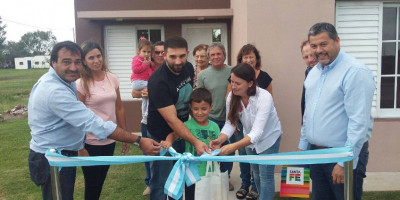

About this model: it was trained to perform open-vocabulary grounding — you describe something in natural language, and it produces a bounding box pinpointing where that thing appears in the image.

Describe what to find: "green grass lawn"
[0,68,49,112]
[0,69,399,199]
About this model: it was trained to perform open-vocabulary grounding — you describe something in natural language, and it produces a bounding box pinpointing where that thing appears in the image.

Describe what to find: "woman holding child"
[211,63,282,200]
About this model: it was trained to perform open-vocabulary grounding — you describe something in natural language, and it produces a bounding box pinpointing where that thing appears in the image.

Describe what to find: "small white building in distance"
[14,56,51,69]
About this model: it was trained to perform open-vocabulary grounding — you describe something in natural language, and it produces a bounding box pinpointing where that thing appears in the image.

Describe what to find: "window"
[381,4,400,112]
[35,61,39,65]
[336,1,400,117]
[137,29,162,44]
[19,62,23,65]
[212,29,221,42]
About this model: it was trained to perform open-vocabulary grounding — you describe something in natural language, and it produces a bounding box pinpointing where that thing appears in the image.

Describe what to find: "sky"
[0,0,75,42]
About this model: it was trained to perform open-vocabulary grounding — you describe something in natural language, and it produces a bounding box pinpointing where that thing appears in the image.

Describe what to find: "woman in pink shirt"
[77,41,129,200]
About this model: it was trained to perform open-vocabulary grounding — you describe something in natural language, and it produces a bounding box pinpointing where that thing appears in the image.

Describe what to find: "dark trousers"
[28,149,77,200]
[185,184,195,200]
[82,142,116,200]
[148,131,183,200]
[141,123,151,186]
[310,142,369,200]
[208,118,234,176]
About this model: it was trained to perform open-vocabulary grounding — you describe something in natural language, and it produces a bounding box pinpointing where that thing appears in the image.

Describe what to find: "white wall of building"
[14,56,50,69]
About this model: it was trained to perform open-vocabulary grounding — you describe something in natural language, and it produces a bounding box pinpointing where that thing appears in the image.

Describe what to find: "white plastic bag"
[194,161,228,200]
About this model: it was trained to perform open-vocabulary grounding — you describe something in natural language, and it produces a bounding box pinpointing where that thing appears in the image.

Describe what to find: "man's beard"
[166,61,185,74]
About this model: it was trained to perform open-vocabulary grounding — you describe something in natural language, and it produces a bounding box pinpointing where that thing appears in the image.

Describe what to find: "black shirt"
[147,62,194,140]
[256,70,273,89]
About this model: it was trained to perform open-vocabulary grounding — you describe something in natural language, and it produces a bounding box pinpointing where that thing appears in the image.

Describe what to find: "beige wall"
[231,0,400,172]
[231,0,335,153]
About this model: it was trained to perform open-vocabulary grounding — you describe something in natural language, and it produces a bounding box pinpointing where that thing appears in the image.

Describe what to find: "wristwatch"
[134,136,142,146]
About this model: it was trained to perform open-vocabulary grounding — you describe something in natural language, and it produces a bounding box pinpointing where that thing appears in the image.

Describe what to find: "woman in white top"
[210,63,282,200]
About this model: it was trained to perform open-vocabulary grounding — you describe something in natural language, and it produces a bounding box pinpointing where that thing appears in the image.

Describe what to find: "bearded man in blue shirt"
[298,23,375,200]
[28,41,160,200]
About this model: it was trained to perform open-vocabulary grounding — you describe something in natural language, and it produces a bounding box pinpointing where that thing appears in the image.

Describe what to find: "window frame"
[377,3,400,118]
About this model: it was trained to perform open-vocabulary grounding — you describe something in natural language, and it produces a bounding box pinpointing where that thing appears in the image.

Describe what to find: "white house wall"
[335,1,380,116]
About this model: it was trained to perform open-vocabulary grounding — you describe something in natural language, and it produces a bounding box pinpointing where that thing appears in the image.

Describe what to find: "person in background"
[211,63,282,200]
[235,44,273,94]
[300,40,317,119]
[299,22,375,200]
[131,39,153,126]
[192,44,209,88]
[132,40,165,196]
[196,42,235,191]
[76,41,128,200]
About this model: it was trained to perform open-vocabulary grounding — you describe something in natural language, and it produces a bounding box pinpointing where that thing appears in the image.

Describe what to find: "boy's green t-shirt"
[184,118,220,176]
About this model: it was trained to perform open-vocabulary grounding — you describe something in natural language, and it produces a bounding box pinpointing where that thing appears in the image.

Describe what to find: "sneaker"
[229,181,234,191]
[142,186,150,196]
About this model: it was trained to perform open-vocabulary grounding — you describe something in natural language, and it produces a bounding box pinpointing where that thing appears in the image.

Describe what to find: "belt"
[311,141,368,150]
[61,150,78,157]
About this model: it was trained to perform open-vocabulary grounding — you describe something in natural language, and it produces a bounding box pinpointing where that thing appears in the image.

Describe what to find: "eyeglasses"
[154,51,164,55]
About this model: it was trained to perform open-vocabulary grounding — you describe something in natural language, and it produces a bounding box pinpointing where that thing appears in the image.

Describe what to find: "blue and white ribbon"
[45,147,353,199]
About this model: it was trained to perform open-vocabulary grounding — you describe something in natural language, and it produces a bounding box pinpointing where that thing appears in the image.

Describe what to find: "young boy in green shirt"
[161,88,220,200]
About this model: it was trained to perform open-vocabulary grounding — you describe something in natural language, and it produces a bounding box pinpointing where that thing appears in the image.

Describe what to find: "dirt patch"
[0,75,26,81]
[0,105,28,122]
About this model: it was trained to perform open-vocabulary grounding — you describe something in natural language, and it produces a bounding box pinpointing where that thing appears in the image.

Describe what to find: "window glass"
[19,62,23,65]
[212,29,221,42]
[383,7,397,40]
[382,42,396,74]
[397,77,400,108]
[150,30,161,44]
[381,77,395,108]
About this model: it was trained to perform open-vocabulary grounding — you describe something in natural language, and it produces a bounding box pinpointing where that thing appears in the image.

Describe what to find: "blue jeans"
[209,118,234,177]
[141,123,151,186]
[28,149,77,200]
[245,136,281,200]
[234,123,256,190]
[310,142,369,200]
[147,131,183,200]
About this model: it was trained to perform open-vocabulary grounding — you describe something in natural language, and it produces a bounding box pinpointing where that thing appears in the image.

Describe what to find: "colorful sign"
[280,165,310,198]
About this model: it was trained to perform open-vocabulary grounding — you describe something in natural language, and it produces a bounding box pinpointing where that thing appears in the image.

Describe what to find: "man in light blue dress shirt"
[28,41,160,200]
[298,23,375,200]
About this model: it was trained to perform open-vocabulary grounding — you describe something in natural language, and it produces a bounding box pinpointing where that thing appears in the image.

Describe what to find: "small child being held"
[161,88,220,200]
[131,39,153,124]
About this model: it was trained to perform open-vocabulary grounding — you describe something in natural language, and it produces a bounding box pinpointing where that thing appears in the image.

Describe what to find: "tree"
[19,30,57,56]
[0,16,7,66]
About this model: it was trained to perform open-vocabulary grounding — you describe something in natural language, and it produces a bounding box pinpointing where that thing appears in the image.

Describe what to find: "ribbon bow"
[162,147,202,199]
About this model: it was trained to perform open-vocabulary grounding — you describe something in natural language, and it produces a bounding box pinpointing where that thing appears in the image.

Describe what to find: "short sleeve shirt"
[147,62,194,140]
[184,118,220,176]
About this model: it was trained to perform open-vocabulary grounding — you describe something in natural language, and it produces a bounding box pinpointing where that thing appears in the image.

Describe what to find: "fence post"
[50,149,62,200]
[344,160,353,200]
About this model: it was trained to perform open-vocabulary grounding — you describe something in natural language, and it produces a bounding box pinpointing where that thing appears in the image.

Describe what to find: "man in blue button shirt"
[28,41,160,200]
[298,23,375,200]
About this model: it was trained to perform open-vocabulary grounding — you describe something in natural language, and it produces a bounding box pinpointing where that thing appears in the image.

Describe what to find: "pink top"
[76,72,120,145]
[130,55,154,82]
